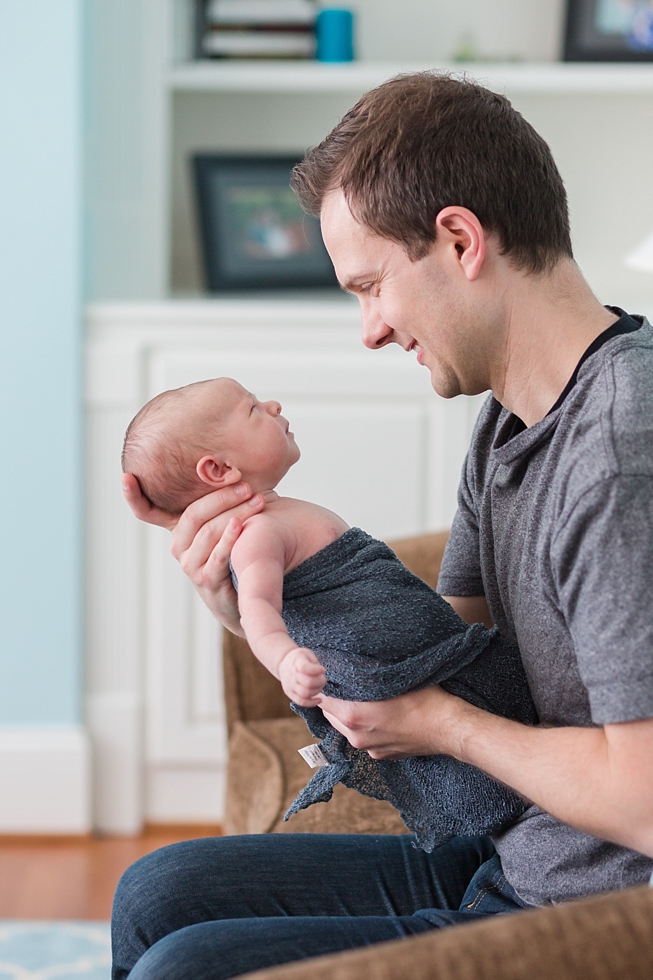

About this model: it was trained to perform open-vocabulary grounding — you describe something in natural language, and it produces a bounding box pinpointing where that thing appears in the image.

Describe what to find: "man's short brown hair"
[291,72,573,274]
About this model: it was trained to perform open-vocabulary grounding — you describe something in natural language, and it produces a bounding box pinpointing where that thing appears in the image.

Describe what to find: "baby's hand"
[279,647,326,707]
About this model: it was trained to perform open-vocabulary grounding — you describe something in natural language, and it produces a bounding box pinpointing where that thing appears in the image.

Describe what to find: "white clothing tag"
[298,743,328,768]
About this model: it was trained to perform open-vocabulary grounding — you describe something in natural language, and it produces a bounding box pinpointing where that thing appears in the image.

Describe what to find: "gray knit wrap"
[233,527,537,850]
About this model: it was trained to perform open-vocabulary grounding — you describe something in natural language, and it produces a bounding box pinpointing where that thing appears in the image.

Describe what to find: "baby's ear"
[196,455,242,488]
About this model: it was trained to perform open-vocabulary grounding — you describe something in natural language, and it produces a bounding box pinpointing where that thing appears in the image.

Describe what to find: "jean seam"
[465,873,507,911]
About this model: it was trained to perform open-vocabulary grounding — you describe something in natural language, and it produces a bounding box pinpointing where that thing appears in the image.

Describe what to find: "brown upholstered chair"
[222,531,449,837]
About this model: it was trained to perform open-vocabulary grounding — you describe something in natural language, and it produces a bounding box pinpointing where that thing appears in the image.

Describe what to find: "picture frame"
[564,0,653,61]
[193,154,338,292]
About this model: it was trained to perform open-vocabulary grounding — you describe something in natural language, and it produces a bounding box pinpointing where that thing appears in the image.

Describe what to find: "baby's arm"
[231,517,326,705]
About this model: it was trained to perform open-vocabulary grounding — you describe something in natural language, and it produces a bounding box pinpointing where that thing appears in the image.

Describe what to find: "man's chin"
[429,369,463,400]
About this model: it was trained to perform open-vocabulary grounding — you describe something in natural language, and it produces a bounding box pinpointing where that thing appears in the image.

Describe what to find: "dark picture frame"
[193,154,338,292]
[564,0,653,61]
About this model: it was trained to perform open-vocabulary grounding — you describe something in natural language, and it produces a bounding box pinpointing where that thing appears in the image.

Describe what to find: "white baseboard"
[0,726,91,834]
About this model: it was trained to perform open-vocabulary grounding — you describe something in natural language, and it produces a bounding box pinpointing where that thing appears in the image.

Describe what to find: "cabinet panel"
[277,400,425,540]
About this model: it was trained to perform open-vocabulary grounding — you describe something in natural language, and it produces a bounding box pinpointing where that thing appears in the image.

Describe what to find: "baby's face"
[209,379,301,489]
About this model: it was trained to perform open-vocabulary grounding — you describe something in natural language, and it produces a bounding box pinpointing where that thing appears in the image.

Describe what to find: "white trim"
[86,694,143,836]
[168,60,653,95]
[0,726,91,834]
[146,766,226,823]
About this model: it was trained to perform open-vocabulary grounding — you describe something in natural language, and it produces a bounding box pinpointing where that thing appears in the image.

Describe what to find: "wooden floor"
[0,825,223,920]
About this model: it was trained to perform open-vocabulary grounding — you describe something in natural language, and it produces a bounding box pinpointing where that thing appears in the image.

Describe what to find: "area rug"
[0,922,110,979]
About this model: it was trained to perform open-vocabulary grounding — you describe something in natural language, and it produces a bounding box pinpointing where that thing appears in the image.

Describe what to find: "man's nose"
[360,303,393,350]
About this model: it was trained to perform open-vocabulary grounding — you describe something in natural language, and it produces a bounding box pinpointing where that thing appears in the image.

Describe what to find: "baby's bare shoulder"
[270,497,349,570]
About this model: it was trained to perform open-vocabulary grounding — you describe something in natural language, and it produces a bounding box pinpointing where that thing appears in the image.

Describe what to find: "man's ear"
[196,455,242,488]
[435,206,485,282]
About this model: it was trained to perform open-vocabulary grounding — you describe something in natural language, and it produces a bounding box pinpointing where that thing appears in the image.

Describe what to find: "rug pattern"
[0,922,110,980]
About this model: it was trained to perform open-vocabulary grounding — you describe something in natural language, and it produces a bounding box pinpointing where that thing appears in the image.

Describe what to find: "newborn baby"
[122,377,537,849]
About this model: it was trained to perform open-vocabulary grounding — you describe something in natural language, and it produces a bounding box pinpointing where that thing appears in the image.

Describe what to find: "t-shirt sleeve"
[551,474,653,724]
[437,451,486,597]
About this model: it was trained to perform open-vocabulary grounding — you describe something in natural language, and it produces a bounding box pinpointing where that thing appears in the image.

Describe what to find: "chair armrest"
[236,884,653,980]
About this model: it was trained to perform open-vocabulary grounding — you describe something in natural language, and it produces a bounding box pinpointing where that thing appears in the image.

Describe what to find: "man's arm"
[443,595,493,628]
[122,474,265,636]
[319,688,653,857]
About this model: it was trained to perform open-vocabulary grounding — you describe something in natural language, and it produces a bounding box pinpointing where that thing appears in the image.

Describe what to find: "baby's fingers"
[290,675,325,706]
[292,692,324,708]
[294,647,323,670]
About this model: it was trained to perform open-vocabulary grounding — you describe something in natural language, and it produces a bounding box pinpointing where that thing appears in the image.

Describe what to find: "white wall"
[353,0,565,63]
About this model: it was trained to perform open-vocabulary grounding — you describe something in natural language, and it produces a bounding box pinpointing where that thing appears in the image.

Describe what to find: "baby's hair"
[122,379,228,515]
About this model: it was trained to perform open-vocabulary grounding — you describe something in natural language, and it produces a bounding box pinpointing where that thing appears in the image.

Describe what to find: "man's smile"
[410,341,426,365]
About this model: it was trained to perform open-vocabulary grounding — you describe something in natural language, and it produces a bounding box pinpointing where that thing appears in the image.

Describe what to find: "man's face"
[320,190,492,399]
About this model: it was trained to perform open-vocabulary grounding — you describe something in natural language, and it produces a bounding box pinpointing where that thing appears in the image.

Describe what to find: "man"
[115,73,653,980]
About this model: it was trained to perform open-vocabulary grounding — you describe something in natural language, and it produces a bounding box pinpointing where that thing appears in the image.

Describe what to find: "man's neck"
[490,260,619,427]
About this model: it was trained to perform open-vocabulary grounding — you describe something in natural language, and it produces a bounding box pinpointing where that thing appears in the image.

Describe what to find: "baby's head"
[122,377,300,515]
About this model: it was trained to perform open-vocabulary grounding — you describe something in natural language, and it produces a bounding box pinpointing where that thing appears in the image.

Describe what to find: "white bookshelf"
[167,57,653,301]
[85,2,653,302]
[169,59,653,95]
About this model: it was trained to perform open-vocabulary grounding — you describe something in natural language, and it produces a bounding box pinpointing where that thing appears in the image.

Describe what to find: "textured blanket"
[238,528,538,851]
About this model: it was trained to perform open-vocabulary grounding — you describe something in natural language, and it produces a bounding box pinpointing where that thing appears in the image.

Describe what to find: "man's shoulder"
[574,320,653,477]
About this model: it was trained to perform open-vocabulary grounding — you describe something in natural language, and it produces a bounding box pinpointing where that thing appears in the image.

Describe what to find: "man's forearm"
[323,686,653,858]
[441,696,653,857]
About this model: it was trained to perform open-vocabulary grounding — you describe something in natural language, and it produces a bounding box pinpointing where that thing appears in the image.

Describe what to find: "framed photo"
[193,154,338,292]
[564,0,653,61]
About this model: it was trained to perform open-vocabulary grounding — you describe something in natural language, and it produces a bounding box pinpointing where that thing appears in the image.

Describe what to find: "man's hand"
[318,685,458,759]
[122,473,180,531]
[321,676,653,857]
[122,473,265,633]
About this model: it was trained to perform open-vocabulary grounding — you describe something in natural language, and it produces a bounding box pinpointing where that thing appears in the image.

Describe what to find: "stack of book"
[198,0,317,59]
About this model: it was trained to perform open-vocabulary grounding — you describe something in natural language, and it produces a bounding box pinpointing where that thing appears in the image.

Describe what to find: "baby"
[122,376,350,706]
[122,377,537,850]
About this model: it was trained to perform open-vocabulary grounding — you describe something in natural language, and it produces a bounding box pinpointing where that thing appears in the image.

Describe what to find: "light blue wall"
[0,2,82,723]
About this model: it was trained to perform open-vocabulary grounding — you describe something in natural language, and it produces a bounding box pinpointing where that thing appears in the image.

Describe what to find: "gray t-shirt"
[437,311,653,907]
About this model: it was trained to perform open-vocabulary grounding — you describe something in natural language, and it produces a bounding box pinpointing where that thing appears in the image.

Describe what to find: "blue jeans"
[112,833,529,980]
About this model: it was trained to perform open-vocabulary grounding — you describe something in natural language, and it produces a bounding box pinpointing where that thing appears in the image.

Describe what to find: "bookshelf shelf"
[169,59,653,95]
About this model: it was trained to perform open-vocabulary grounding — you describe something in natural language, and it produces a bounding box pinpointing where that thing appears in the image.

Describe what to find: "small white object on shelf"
[206,0,316,25]
[202,31,316,57]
